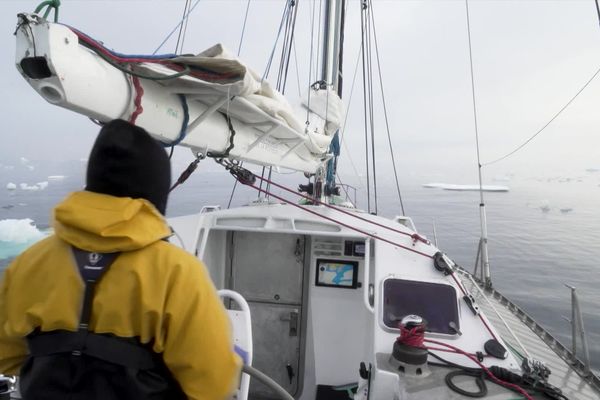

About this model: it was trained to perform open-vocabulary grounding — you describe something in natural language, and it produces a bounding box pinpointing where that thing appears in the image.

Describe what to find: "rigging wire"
[174,0,191,54]
[368,1,406,215]
[366,0,378,215]
[482,0,600,167]
[338,46,366,190]
[237,0,252,57]
[596,0,600,30]
[464,0,485,203]
[262,1,293,80]
[305,0,323,124]
[482,65,600,166]
[227,0,253,208]
[168,0,192,159]
[360,0,372,213]
[153,0,202,55]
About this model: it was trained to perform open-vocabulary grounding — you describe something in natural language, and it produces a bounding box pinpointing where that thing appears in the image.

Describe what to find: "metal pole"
[479,201,491,288]
[565,284,591,375]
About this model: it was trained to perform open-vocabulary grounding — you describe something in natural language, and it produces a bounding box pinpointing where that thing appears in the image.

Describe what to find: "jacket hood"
[53,191,171,252]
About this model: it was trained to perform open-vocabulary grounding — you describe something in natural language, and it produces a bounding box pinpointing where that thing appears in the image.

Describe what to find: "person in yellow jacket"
[0,120,240,399]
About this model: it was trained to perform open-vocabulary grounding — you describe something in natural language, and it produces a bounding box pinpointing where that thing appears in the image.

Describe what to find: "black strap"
[72,247,120,329]
[26,247,159,370]
[27,330,156,369]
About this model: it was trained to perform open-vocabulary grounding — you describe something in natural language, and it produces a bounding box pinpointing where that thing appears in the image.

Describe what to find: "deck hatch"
[383,278,459,335]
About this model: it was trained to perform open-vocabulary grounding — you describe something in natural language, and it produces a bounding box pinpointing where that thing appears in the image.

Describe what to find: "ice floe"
[422,183,509,192]
[6,183,16,190]
[48,175,66,180]
[0,218,45,244]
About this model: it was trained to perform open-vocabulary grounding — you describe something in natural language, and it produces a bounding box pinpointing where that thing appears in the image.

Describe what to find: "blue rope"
[153,0,203,55]
[161,94,189,147]
[62,25,178,59]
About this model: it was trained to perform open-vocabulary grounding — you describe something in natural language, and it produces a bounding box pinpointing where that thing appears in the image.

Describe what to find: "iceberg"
[0,219,49,260]
[422,183,509,192]
[0,218,46,244]
[6,183,16,190]
[19,183,40,191]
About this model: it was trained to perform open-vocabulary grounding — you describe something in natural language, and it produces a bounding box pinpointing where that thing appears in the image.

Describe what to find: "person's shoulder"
[4,235,67,279]
[149,239,205,269]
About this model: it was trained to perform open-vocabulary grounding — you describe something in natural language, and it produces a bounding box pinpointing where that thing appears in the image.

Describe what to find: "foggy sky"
[1,0,599,185]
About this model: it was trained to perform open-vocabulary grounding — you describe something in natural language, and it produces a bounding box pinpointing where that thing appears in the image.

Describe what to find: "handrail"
[363,238,374,313]
[461,271,531,358]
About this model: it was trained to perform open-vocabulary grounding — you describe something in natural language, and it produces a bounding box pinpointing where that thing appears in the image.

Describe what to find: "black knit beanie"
[86,120,171,214]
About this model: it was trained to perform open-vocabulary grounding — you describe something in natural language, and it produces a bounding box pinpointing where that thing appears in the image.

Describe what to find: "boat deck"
[458,270,600,399]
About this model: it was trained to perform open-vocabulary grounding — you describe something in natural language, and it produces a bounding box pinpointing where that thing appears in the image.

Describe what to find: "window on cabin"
[382,278,459,335]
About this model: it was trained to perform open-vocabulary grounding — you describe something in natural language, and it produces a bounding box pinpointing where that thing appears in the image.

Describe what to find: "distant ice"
[0,219,49,260]
[6,183,16,190]
[37,181,49,190]
[19,183,40,191]
[3,165,14,170]
[48,175,66,180]
[422,183,509,192]
[0,218,45,244]
[27,165,35,171]
[20,157,29,165]
[560,208,573,213]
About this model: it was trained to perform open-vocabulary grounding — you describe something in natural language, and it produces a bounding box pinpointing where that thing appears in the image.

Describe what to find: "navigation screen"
[315,259,358,289]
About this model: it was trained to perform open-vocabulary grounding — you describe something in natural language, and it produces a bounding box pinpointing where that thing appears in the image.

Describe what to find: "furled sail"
[14,13,343,173]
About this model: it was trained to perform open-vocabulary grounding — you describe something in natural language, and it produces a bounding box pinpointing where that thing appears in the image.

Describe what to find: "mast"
[316,0,345,201]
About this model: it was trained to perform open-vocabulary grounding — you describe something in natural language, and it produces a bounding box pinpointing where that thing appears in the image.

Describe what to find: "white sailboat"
[5,1,600,399]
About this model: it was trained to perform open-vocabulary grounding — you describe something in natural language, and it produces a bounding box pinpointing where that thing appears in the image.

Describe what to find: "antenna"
[465,0,491,288]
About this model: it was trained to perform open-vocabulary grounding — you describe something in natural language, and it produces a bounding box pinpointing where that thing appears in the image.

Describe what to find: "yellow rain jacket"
[0,191,240,399]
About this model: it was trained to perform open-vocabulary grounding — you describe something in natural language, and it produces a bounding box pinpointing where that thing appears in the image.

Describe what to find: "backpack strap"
[71,248,120,346]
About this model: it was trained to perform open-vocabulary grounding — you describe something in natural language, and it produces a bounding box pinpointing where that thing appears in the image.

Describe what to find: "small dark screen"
[383,279,459,334]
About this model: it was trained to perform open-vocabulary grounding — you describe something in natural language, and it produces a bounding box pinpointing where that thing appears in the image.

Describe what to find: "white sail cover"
[14,13,344,173]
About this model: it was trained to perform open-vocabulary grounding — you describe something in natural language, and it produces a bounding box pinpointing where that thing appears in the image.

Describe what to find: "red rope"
[255,174,430,244]
[244,182,434,259]
[239,174,499,342]
[129,76,144,124]
[398,325,425,348]
[447,273,498,342]
[70,28,238,82]
[425,339,534,400]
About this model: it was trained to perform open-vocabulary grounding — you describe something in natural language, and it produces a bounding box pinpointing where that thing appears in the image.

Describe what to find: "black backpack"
[19,248,187,400]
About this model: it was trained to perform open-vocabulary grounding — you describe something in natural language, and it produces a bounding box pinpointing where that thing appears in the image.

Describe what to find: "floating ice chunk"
[0,218,45,244]
[422,183,509,192]
[27,165,35,171]
[422,183,446,189]
[539,200,550,213]
[20,183,36,191]
[20,157,29,164]
[36,181,49,190]
[6,183,16,190]
[47,175,66,180]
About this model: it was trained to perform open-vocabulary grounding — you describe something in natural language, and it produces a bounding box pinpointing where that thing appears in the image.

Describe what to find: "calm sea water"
[1,159,599,371]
